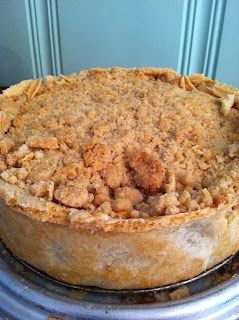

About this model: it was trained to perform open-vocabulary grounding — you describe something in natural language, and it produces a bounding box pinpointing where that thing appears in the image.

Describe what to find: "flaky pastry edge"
[1,67,239,232]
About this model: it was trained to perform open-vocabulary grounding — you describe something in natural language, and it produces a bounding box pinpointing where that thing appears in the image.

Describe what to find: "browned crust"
[3,68,239,99]
[0,178,236,232]
[0,68,239,233]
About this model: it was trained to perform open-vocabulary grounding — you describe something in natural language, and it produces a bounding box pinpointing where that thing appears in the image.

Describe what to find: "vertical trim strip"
[178,0,227,77]
[47,0,63,75]
[177,0,197,75]
[25,0,62,77]
[25,0,43,78]
[203,0,227,79]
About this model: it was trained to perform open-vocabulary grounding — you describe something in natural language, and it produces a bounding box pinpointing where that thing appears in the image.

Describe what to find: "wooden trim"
[203,0,227,78]
[177,0,197,75]
[46,0,63,75]
[25,0,43,78]
[25,0,62,77]
[178,0,227,77]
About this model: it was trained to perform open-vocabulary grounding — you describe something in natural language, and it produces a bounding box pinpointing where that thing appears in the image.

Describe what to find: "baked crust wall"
[1,199,238,289]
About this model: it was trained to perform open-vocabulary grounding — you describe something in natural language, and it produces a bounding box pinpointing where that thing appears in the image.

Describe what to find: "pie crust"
[0,68,239,289]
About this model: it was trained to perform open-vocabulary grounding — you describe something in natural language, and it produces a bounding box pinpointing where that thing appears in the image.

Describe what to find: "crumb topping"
[1,67,239,220]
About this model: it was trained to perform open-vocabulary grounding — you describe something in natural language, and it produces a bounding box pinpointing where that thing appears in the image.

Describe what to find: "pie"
[0,68,239,289]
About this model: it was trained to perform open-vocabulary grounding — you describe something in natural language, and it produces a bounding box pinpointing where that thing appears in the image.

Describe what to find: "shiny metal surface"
[0,240,239,320]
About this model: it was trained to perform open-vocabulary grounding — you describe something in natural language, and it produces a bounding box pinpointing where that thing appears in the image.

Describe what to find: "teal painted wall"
[0,0,239,87]
[0,0,33,85]
[57,0,185,73]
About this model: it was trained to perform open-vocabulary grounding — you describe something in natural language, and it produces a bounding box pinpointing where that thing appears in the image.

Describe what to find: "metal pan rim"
[1,254,239,309]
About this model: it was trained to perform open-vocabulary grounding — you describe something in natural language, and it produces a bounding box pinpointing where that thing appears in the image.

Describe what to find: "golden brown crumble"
[1,67,239,220]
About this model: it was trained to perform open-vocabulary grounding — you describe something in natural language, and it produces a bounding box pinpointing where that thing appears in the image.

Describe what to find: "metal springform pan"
[0,240,239,320]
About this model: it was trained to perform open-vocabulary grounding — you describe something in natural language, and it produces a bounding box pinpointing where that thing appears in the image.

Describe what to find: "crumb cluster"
[1,68,239,220]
